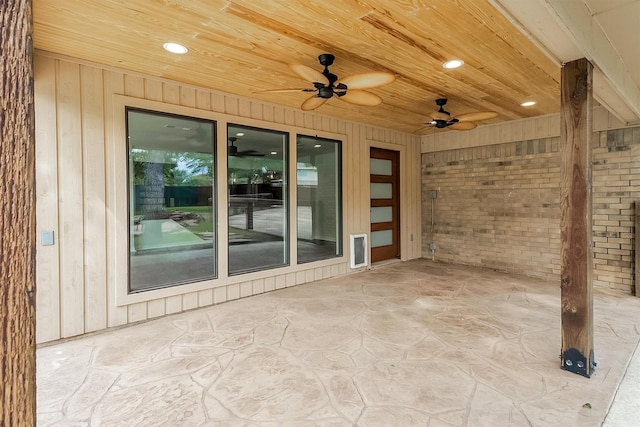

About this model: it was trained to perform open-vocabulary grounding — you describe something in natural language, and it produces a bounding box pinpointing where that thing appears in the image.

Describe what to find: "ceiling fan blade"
[339,90,382,106]
[448,121,477,131]
[301,95,328,111]
[289,63,328,84]
[337,72,395,90]
[255,88,317,94]
[455,111,498,122]
[429,111,451,121]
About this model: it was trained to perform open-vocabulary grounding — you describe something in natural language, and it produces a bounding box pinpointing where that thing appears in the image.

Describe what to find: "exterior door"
[370,147,400,263]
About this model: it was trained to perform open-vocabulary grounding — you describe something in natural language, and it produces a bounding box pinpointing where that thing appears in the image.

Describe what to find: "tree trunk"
[141,161,165,218]
[0,0,37,424]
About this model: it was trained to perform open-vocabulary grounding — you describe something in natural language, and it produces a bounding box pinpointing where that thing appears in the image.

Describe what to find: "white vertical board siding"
[103,69,128,329]
[404,134,422,260]
[56,61,85,338]
[34,52,421,343]
[80,65,108,333]
[34,55,61,342]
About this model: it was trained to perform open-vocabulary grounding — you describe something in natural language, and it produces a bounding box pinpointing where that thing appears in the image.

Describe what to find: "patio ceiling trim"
[492,0,640,125]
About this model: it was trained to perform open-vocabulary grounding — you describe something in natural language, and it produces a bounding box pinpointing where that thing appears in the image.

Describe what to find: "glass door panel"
[370,183,393,199]
[370,158,392,176]
[371,230,393,248]
[370,206,393,223]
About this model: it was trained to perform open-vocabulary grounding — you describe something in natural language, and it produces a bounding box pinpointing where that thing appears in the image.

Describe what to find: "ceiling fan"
[258,54,395,111]
[424,98,498,131]
[228,137,264,157]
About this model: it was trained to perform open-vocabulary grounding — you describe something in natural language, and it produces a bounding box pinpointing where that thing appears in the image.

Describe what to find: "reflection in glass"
[297,135,342,263]
[127,109,216,292]
[228,125,288,274]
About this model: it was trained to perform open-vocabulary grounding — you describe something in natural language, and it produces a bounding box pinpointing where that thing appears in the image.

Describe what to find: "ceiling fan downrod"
[435,98,451,116]
[317,53,346,98]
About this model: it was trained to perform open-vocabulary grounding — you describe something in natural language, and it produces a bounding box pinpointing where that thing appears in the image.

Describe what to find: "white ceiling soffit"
[490,0,640,125]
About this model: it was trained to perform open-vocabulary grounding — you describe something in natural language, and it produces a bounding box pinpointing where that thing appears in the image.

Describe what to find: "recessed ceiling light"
[314,144,322,148]
[443,59,464,69]
[236,132,245,137]
[521,101,537,107]
[163,42,188,54]
[270,151,278,155]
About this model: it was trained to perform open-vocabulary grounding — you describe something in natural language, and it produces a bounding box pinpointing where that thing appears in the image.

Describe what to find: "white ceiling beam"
[491,0,640,124]
[542,0,640,122]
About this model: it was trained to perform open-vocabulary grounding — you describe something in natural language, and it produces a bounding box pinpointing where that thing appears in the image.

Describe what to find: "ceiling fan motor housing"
[318,86,334,98]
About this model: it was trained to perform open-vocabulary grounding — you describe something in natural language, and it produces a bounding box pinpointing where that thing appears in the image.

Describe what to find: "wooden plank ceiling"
[33,0,561,134]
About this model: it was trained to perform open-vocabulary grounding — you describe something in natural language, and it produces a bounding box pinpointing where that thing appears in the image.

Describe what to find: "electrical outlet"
[42,230,55,246]
[429,242,436,251]
[430,190,437,199]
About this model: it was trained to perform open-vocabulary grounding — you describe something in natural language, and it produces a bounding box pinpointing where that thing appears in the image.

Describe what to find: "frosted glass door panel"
[371,230,393,248]
[370,158,392,176]
[370,183,392,199]
[371,206,393,223]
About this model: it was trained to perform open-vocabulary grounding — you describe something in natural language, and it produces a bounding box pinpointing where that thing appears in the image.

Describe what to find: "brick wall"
[422,126,640,293]
[592,127,640,292]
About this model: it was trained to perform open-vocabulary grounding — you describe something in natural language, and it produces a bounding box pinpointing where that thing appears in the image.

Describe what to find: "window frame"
[295,134,343,264]
[110,95,347,307]
[125,107,218,293]
[227,123,291,275]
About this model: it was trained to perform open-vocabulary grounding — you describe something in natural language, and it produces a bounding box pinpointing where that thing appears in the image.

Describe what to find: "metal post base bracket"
[561,348,596,378]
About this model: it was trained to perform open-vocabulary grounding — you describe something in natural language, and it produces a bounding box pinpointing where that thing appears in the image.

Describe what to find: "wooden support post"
[560,58,594,378]
[633,200,640,297]
[0,0,37,424]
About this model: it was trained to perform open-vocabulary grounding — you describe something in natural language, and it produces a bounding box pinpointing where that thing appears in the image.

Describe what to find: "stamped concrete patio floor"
[37,260,640,426]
